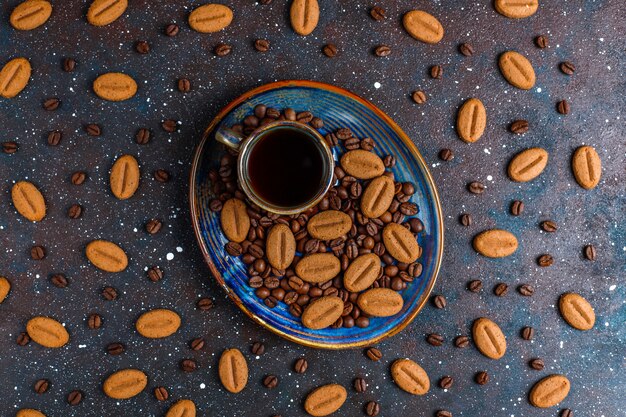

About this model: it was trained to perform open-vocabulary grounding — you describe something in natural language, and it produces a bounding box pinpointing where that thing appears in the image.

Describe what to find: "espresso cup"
[215,120,335,215]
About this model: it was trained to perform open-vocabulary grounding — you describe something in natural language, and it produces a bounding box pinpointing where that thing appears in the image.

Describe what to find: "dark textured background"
[1,1,624,416]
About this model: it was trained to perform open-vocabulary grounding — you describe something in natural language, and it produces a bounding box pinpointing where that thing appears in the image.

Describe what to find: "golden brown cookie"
[402,10,444,44]
[343,253,381,292]
[304,384,347,416]
[295,253,341,283]
[218,348,248,393]
[0,277,11,304]
[559,293,595,330]
[472,317,507,359]
[93,73,137,101]
[499,51,536,90]
[10,1,52,30]
[135,309,181,338]
[340,150,385,180]
[87,0,128,26]
[0,57,31,98]
[110,154,140,199]
[508,147,548,182]
[188,3,233,33]
[266,224,296,270]
[472,229,518,258]
[382,223,421,263]
[290,0,319,36]
[495,0,538,19]
[86,240,128,272]
[11,181,46,222]
[102,369,147,399]
[456,98,487,143]
[529,375,570,408]
[307,210,352,240]
[220,198,250,243]
[166,399,197,417]
[391,358,430,395]
[572,145,601,189]
[360,175,395,218]
[357,288,404,317]
[26,316,69,348]
[16,409,46,417]
[301,296,344,330]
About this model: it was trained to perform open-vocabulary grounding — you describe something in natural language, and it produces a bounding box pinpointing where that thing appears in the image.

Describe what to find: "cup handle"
[215,126,244,153]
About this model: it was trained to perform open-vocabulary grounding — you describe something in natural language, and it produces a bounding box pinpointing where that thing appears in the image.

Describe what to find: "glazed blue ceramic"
[190,80,443,349]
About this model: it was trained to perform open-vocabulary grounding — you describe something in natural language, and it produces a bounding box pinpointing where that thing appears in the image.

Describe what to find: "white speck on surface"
[166,253,174,261]
[374,82,381,89]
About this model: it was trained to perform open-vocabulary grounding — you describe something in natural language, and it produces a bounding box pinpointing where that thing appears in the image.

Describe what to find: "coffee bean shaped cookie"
[86,240,128,272]
[166,399,197,417]
[10,1,52,30]
[456,98,487,143]
[0,57,31,98]
[188,4,233,33]
[301,296,344,330]
[290,0,319,36]
[383,223,421,263]
[93,73,137,101]
[402,10,444,44]
[361,175,395,218]
[304,383,347,416]
[296,253,341,283]
[103,369,147,399]
[358,288,404,317]
[508,147,548,182]
[472,317,507,359]
[391,358,430,395]
[473,229,518,258]
[26,316,69,348]
[0,276,10,303]
[529,375,571,408]
[11,181,46,221]
[559,293,595,330]
[135,309,181,338]
[16,409,46,417]
[572,145,601,189]
[218,348,248,393]
[340,150,385,180]
[266,224,296,270]
[499,51,536,90]
[494,0,538,19]
[221,198,250,243]
[110,154,140,199]
[307,210,352,240]
[343,253,381,292]
[87,0,128,26]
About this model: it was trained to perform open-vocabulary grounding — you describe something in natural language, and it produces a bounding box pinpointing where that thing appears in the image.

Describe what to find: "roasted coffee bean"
[87,313,102,329]
[135,128,151,144]
[518,284,534,296]
[584,244,596,261]
[43,97,60,111]
[102,286,118,300]
[162,21,179,36]
[494,283,508,296]
[178,78,191,92]
[344,137,360,150]
[383,154,396,167]
[86,123,101,136]
[535,35,548,48]
[365,347,382,361]
[162,119,178,132]
[214,43,232,56]
[365,401,380,416]
[34,379,50,394]
[180,359,197,372]
[436,411,452,417]
[560,61,575,75]
[254,39,270,52]
[147,266,163,282]
[521,326,534,340]
[210,199,223,212]
[17,332,30,346]
[71,171,87,185]
[427,333,444,346]
[412,90,426,104]
[439,148,453,161]
[374,45,391,57]
[2,141,18,154]
[68,204,83,219]
[538,254,554,267]
[468,280,482,292]
[370,5,385,20]
[432,295,446,309]
[454,335,470,348]
[63,57,76,72]
[190,337,205,351]
[294,357,308,373]
[264,296,278,308]
[322,43,338,57]
[31,245,46,260]
[468,181,485,194]
[145,219,163,234]
[354,377,367,393]
[107,342,125,355]
[251,341,265,355]
[67,390,83,405]
[399,202,418,215]
[541,220,557,232]
[459,42,474,56]
[50,273,68,288]
[154,169,170,183]
[460,213,472,226]
[511,200,524,216]
[510,119,529,134]
[529,358,545,370]
[557,99,570,115]
[135,40,150,54]
[325,132,339,147]
[47,130,62,146]
[197,297,214,311]
[296,111,313,123]
[154,386,168,401]
[439,376,453,389]
[475,371,489,385]
[430,65,443,79]
[263,374,278,388]
[561,409,573,417]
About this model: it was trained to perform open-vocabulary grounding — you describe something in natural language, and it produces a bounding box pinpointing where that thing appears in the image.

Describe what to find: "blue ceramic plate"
[190,80,443,349]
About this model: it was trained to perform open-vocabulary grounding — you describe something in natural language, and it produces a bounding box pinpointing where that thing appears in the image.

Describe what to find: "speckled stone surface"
[0,1,624,416]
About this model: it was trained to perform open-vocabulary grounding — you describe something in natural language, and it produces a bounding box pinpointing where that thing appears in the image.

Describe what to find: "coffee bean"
[146,266,163,282]
[71,171,87,185]
[360,137,375,151]
[63,58,76,72]
[43,97,60,111]
[135,128,151,144]
[427,333,444,346]
[17,332,30,346]
[50,273,68,288]
[2,141,18,154]
[560,409,573,417]
[412,90,426,104]
[374,45,391,57]
[85,123,101,136]
[263,374,278,388]
[459,42,474,56]
[197,297,214,311]
[344,137,360,150]
[399,202,418,216]
[439,376,453,389]
[467,280,482,293]
[460,213,472,226]
[494,283,508,297]
[541,220,557,232]
[322,43,338,57]
[511,200,524,216]
[102,286,118,301]
[254,39,270,52]
[370,5,385,20]
[165,23,179,36]
[529,358,545,370]
[560,61,575,75]
[475,371,489,385]
[584,244,596,261]
[454,335,470,348]
[215,43,232,56]
[34,379,50,394]
[557,99,570,115]
[436,411,452,417]
[177,78,191,92]
[439,148,454,161]
[430,65,443,79]
[251,341,265,355]
[145,219,163,235]
[294,357,308,373]
[67,390,83,405]
[432,294,446,309]
[162,119,178,132]
[354,377,367,393]
[106,342,125,355]
[154,386,169,401]
[31,245,46,260]
[510,119,529,134]
[365,347,382,361]
[365,401,380,416]
[537,254,554,267]
[521,326,534,340]
[180,359,197,372]
[468,181,485,194]
[135,40,150,54]
[188,337,205,351]
[87,313,102,329]
[518,284,534,296]
[47,130,62,146]
[153,169,170,183]
[68,204,83,219]
[535,35,548,48]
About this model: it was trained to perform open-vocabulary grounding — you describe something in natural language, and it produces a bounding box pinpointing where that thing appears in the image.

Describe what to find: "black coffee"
[247,127,325,208]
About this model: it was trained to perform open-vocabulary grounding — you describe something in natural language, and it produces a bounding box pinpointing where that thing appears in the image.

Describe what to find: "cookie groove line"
[313,305,340,322]
[279,231,287,263]
[398,366,426,389]
[538,381,568,403]
[365,298,401,308]
[302,263,336,274]
[585,149,596,182]
[390,232,412,257]
[501,1,537,7]
[31,324,62,340]
[370,181,391,209]
[310,393,342,410]
[119,161,129,196]
[506,55,532,82]
[18,187,38,215]
[15,6,46,21]
[93,249,123,265]
[302,0,311,28]
[568,299,592,324]
[516,155,544,175]
[412,16,440,36]
[313,220,346,231]
[93,0,123,17]
[466,104,478,138]
[141,319,174,329]
[0,63,23,93]
[228,355,239,388]
[193,13,227,23]
[109,377,145,392]
[100,83,132,91]
[351,261,377,286]
[483,325,503,355]
[232,211,242,236]
[180,410,190,417]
